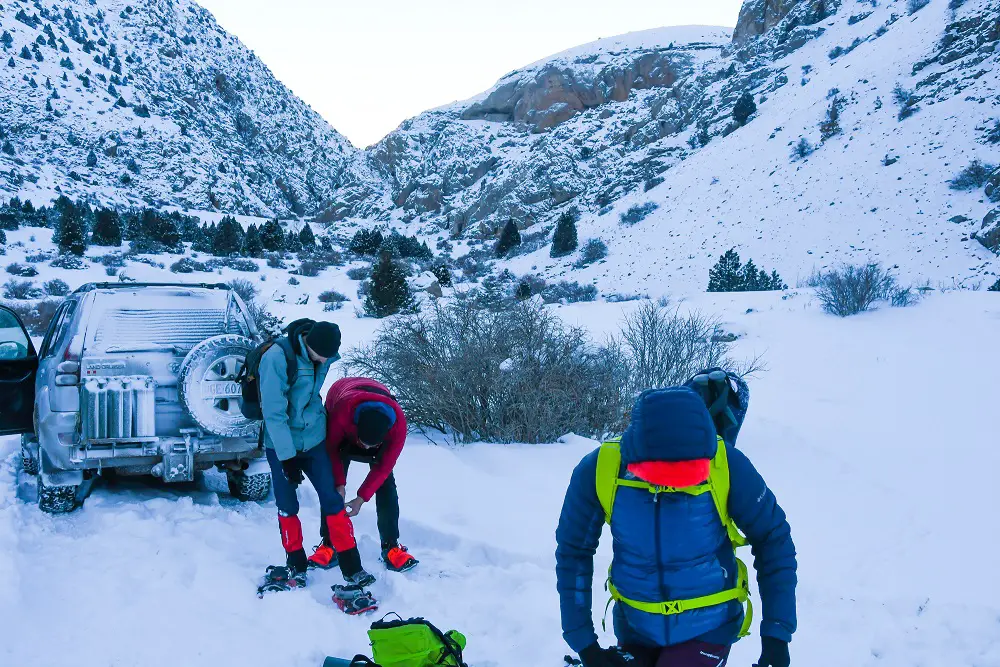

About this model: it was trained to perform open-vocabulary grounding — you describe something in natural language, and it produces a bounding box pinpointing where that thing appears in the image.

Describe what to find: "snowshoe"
[256,565,306,598]
[308,544,339,570]
[331,583,378,615]
[381,544,419,573]
[344,568,376,588]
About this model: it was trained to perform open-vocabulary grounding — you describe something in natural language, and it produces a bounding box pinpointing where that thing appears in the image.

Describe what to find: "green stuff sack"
[368,615,467,667]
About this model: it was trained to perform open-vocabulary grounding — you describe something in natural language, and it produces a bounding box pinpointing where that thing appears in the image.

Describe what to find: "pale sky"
[196,1,744,148]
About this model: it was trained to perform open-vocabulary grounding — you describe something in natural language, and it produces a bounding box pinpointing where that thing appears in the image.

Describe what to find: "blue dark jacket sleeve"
[727,447,798,642]
[555,449,606,653]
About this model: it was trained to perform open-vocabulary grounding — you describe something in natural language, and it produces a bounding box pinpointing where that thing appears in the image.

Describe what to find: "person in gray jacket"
[258,319,374,595]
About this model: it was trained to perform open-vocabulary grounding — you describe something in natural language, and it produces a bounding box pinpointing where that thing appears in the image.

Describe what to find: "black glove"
[578,644,637,667]
[281,458,304,486]
[755,636,790,667]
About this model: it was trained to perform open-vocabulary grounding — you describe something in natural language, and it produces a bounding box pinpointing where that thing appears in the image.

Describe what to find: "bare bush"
[607,303,751,402]
[815,263,901,316]
[1,299,60,335]
[346,265,371,281]
[43,279,70,296]
[3,279,40,300]
[6,262,38,277]
[227,278,281,336]
[345,301,622,443]
[541,280,598,304]
[948,159,996,191]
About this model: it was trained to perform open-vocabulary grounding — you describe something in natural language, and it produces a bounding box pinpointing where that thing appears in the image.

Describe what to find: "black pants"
[341,454,400,547]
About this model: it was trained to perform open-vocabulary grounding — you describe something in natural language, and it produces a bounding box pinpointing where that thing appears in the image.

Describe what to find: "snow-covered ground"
[1,289,997,667]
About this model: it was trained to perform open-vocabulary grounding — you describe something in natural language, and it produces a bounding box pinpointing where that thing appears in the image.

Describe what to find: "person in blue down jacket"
[556,374,797,667]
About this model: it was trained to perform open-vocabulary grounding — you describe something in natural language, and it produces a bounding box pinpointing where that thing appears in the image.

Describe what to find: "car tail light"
[56,360,80,386]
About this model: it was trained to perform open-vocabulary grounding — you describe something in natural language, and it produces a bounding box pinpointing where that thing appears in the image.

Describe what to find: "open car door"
[0,305,37,435]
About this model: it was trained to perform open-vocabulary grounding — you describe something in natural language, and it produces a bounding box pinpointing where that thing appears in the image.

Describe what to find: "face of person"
[304,343,327,364]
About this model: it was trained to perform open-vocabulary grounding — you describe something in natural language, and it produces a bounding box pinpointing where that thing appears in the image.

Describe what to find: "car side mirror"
[0,340,28,361]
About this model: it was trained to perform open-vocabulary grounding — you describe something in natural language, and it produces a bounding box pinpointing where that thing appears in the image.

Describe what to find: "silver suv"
[0,282,272,513]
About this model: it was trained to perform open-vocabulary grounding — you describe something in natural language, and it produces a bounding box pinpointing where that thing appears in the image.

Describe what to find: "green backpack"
[368,615,468,667]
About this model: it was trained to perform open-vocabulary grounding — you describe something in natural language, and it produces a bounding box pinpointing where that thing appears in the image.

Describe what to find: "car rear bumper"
[38,413,263,481]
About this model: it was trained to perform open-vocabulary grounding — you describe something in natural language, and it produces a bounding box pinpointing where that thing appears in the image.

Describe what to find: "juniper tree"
[364,251,414,318]
[298,222,315,247]
[550,209,579,258]
[91,208,122,246]
[495,219,521,257]
[733,91,757,126]
[242,223,263,257]
[55,199,87,256]
[260,218,285,252]
[212,216,243,256]
[708,249,743,292]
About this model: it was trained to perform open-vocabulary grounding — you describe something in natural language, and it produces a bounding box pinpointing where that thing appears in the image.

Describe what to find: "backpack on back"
[238,319,316,420]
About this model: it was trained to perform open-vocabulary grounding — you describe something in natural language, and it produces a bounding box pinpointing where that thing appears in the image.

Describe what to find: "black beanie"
[357,407,392,446]
[305,321,341,359]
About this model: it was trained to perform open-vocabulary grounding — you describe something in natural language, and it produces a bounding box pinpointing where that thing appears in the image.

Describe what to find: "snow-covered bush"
[346,300,623,443]
[989,278,1000,292]
[815,264,907,316]
[792,137,815,160]
[0,299,59,334]
[948,160,997,191]
[228,278,280,336]
[620,202,658,226]
[43,279,70,296]
[318,290,348,306]
[541,280,598,304]
[50,254,87,270]
[6,262,38,277]
[295,260,322,277]
[346,265,371,281]
[170,257,208,273]
[576,238,608,267]
[908,0,930,13]
[3,279,41,299]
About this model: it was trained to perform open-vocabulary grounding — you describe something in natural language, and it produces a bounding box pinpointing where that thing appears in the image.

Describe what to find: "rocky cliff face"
[358,27,732,233]
[0,0,378,217]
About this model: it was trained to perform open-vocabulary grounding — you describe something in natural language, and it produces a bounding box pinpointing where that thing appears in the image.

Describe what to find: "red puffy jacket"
[325,377,407,501]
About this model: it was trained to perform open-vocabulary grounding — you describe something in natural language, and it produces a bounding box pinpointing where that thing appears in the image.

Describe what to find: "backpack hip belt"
[596,436,753,638]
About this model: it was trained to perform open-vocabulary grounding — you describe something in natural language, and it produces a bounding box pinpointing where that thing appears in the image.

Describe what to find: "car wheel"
[227,469,271,502]
[178,334,259,438]
[20,435,38,476]
[38,476,78,514]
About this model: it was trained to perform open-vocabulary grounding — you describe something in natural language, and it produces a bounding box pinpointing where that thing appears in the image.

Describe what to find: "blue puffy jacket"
[555,387,797,652]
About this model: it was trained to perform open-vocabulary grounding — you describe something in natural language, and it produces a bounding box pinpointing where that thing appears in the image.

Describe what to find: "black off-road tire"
[21,436,39,476]
[227,470,271,502]
[38,476,78,514]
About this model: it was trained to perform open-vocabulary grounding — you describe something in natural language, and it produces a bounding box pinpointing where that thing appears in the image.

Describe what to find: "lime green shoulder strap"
[595,439,622,524]
[707,437,748,547]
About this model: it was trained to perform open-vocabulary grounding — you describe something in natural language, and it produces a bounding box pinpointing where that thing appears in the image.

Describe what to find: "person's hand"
[754,637,790,667]
[281,459,303,486]
[336,485,347,500]
[345,496,365,517]
[578,644,636,667]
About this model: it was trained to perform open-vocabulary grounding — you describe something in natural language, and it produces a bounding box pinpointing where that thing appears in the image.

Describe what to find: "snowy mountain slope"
[355,0,1000,291]
[566,0,1000,291]
[1,290,998,667]
[0,0,381,217]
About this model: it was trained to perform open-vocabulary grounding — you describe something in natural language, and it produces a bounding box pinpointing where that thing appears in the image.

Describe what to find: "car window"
[0,307,32,360]
[39,301,76,359]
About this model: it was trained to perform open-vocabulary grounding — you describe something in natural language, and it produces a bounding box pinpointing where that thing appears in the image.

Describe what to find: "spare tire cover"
[178,334,259,438]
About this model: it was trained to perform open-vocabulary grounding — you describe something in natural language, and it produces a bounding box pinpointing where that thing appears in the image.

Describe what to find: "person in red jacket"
[307,377,418,573]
